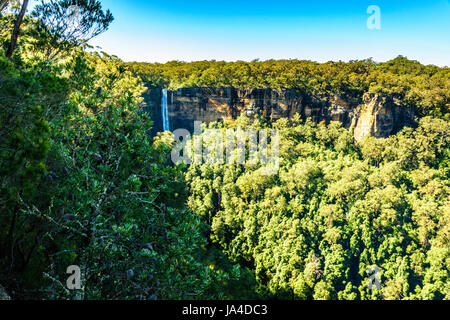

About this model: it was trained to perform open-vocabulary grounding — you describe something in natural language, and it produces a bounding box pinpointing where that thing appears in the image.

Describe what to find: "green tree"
[31,0,113,60]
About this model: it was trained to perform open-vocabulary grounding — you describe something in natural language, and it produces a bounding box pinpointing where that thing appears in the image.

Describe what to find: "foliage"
[127,57,449,119]
[0,2,448,301]
[31,0,114,60]
[0,10,250,300]
[186,115,449,300]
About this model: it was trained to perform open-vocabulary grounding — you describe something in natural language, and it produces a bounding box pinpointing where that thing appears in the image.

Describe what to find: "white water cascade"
[161,89,170,132]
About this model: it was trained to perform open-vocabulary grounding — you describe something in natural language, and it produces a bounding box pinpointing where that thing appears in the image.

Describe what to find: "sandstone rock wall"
[351,93,415,142]
[141,87,164,135]
[142,87,415,140]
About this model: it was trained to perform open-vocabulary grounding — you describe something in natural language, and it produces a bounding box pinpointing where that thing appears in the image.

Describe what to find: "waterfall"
[161,88,170,132]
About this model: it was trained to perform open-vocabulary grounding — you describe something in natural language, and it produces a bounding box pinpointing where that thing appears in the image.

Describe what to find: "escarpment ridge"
[142,87,415,141]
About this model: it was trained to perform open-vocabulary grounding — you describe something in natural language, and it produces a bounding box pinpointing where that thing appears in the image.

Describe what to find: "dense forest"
[0,0,448,300]
[187,115,449,299]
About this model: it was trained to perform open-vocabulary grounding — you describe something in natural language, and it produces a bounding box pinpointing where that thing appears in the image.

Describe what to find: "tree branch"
[0,0,9,12]
[6,0,29,59]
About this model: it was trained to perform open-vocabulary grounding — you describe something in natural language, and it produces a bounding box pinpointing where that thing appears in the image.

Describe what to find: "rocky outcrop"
[141,86,165,135]
[141,87,415,140]
[351,93,415,142]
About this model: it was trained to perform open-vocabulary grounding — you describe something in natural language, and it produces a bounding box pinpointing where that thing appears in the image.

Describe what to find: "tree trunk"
[5,0,28,59]
[0,0,9,13]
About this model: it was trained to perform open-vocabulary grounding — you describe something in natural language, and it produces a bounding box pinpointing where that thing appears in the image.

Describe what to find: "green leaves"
[186,115,449,300]
[31,0,114,60]
[0,45,232,299]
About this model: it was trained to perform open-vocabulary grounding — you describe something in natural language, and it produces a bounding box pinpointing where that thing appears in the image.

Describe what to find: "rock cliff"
[351,93,415,141]
[141,87,415,141]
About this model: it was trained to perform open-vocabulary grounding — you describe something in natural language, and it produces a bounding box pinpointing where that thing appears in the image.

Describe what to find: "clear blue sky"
[33,0,450,66]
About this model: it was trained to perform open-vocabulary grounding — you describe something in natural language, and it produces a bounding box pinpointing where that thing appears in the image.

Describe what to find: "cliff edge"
[142,87,415,140]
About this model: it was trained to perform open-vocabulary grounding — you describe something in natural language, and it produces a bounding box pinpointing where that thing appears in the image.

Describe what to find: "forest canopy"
[186,115,449,299]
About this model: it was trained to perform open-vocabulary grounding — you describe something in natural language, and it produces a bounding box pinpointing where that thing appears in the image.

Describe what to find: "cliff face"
[351,93,415,142]
[142,87,415,141]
